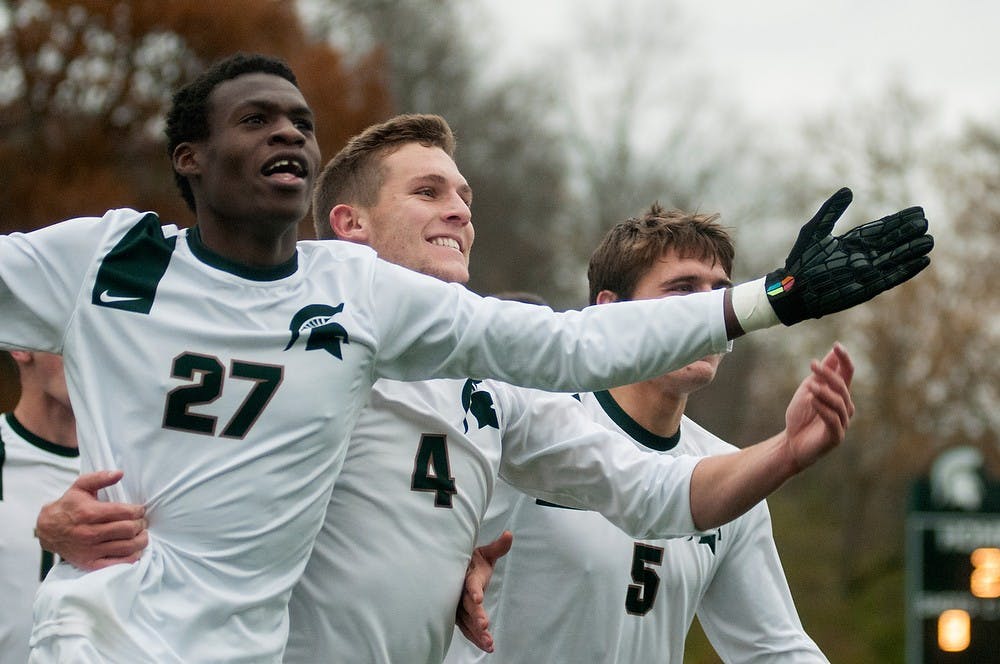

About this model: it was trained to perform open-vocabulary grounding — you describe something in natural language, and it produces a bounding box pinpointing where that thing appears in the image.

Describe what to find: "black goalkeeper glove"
[765,187,934,326]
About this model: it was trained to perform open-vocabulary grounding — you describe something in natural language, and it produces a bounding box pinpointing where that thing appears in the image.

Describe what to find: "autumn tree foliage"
[0,0,390,235]
[0,0,392,409]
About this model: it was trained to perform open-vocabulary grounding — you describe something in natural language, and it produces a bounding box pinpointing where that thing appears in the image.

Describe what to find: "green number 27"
[162,352,283,439]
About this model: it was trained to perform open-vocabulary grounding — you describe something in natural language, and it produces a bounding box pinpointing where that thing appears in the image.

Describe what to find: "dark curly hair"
[165,53,299,212]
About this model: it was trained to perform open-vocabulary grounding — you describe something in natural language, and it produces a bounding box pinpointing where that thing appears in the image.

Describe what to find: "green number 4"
[411,434,457,508]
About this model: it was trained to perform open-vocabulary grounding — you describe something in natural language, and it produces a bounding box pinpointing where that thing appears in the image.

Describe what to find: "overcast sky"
[480,0,998,133]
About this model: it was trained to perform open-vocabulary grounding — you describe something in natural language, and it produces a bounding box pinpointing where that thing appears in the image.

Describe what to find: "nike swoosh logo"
[99,290,142,304]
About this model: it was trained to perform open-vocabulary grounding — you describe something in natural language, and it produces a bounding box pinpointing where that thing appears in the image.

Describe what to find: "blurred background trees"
[0,0,389,234]
[300,0,579,303]
[1,1,996,660]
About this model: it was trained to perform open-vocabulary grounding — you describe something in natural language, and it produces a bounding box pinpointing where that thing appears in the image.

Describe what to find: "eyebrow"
[231,98,314,120]
[412,173,473,202]
[664,274,733,289]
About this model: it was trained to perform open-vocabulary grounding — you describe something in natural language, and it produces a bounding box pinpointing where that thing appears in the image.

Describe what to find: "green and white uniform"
[0,413,79,664]
[0,210,727,662]
[284,379,711,663]
[444,391,827,664]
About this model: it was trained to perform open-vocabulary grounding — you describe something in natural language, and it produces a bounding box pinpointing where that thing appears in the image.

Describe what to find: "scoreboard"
[905,455,1000,663]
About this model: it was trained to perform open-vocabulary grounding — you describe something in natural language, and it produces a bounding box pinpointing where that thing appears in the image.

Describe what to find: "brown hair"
[587,203,734,305]
[312,114,456,239]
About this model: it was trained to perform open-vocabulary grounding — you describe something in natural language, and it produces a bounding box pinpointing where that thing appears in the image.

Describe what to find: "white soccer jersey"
[0,413,80,664]
[444,391,828,664]
[284,379,711,664]
[0,210,729,663]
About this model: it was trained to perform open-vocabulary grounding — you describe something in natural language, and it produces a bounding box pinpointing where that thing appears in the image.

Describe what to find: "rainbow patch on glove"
[766,275,795,297]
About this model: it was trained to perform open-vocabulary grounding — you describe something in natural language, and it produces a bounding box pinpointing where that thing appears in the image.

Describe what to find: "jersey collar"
[186,226,299,281]
[593,390,680,452]
[4,413,80,457]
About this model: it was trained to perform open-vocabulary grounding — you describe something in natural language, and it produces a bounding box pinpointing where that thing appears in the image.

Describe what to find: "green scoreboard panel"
[906,476,1000,663]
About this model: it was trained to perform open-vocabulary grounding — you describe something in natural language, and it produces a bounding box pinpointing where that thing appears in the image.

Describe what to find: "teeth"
[263,159,304,176]
[430,237,460,251]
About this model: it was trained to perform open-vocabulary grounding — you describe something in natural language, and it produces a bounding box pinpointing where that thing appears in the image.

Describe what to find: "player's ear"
[172,142,200,177]
[8,350,31,364]
[595,290,620,305]
[330,204,370,243]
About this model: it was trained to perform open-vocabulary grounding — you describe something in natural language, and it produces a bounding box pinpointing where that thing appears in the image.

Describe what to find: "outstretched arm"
[35,470,148,570]
[455,530,514,653]
[690,343,855,530]
[728,189,932,336]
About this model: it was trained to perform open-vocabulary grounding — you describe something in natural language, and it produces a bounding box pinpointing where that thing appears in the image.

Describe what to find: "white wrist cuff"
[731,277,780,332]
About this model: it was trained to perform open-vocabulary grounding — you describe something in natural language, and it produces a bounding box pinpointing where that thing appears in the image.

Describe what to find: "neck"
[607,380,686,438]
[12,393,78,449]
[195,217,300,267]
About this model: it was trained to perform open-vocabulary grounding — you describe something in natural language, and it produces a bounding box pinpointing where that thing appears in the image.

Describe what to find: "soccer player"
[0,351,79,664]
[445,205,840,663]
[43,113,903,663]
[285,115,858,663]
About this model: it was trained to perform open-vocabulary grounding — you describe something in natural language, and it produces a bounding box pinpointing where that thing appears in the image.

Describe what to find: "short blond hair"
[312,114,456,239]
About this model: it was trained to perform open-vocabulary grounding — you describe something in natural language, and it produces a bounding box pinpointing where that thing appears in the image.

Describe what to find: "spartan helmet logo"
[460,379,498,433]
[930,446,985,511]
[284,303,350,359]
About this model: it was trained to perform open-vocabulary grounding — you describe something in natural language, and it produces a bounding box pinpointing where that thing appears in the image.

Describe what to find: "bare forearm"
[689,434,799,531]
[690,343,854,530]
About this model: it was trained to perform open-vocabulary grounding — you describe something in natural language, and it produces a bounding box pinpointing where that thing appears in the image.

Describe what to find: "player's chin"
[427,259,470,284]
[693,354,723,370]
[683,359,720,385]
[255,197,311,225]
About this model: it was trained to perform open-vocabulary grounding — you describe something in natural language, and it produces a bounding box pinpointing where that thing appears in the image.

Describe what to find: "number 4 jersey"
[284,378,712,664]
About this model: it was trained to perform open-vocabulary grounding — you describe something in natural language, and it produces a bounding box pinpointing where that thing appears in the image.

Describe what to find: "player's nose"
[443,191,471,226]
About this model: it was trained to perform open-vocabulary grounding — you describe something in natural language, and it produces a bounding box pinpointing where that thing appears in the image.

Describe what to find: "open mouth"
[261,157,307,182]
